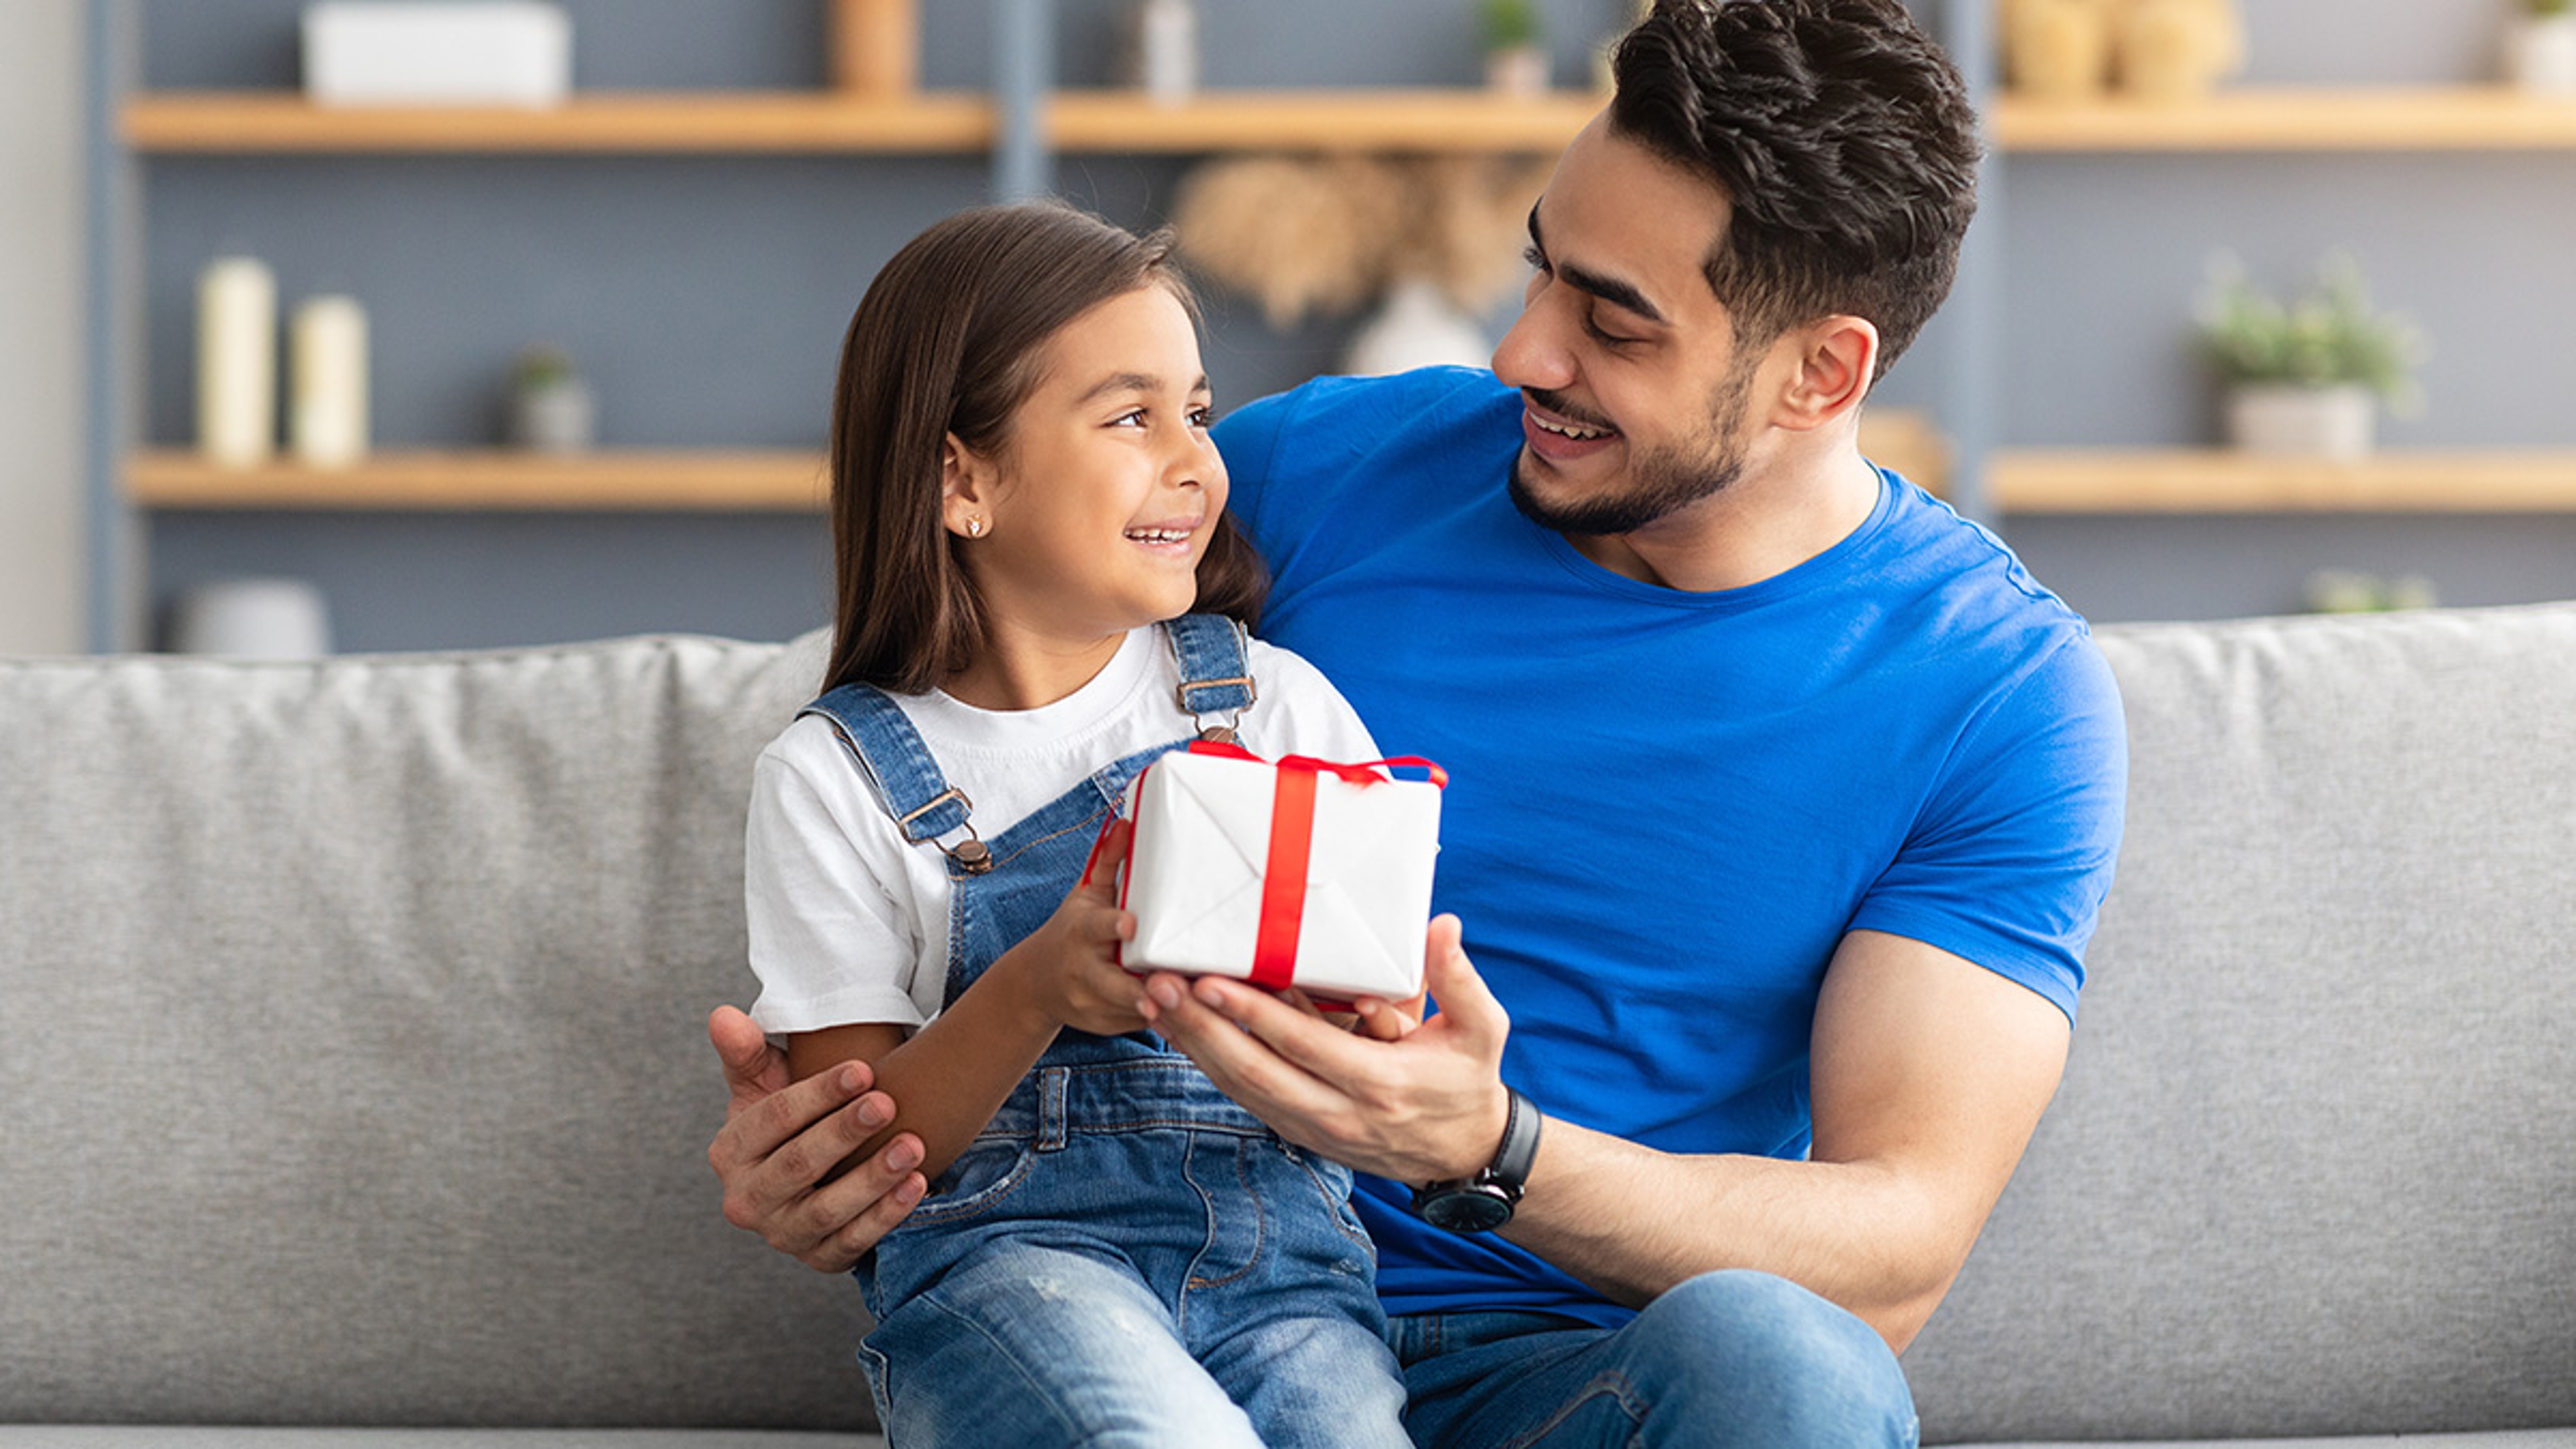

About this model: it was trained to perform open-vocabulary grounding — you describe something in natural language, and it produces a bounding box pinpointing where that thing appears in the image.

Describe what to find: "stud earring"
[965,516,987,538]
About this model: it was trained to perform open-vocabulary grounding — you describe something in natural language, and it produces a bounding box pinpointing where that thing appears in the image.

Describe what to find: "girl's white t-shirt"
[745,625,1383,1037]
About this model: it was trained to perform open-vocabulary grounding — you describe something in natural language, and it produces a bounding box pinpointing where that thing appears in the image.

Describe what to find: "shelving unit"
[89,2,2576,645]
[1967,83,2576,538]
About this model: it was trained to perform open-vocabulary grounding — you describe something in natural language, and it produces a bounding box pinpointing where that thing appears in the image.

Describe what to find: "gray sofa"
[3,605,2570,1447]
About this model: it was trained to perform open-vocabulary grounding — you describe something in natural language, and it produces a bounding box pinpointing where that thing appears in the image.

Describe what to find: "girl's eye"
[1189,406,1216,429]
[1112,408,1148,428]
[1522,244,1550,274]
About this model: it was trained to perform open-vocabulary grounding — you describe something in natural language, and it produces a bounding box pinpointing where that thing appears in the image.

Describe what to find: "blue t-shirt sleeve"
[1849,633,2129,1024]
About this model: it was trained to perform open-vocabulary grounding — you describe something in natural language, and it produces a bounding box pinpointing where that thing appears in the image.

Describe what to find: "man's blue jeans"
[1388,1271,1920,1448]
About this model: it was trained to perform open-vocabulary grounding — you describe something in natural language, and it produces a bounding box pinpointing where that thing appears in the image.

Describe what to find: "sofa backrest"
[0,631,878,1430]
[1905,602,2576,1443]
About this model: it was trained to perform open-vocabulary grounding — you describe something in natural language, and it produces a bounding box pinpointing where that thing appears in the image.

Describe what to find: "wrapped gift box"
[1120,744,1442,1003]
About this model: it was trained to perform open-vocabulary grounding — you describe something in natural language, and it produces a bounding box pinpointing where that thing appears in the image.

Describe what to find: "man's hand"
[1137,914,1512,1184]
[706,1005,926,1274]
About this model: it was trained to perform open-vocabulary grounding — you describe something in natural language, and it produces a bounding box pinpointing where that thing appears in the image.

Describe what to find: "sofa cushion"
[0,633,879,1432]
[1906,604,2576,1444]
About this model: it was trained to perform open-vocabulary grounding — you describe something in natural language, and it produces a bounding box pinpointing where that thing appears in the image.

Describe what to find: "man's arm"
[1138,924,2069,1354]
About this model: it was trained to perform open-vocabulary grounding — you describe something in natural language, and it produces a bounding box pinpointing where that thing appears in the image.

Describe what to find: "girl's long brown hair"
[820,201,1267,697]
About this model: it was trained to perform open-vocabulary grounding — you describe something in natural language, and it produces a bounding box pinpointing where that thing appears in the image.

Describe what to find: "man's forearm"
[1501,1115,1968,1353]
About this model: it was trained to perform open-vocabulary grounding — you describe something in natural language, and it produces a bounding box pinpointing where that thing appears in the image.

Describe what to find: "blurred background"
[5,0,2575,656]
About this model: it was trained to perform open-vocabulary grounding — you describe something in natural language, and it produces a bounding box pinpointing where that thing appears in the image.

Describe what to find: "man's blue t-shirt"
[1212,367,2128,1331]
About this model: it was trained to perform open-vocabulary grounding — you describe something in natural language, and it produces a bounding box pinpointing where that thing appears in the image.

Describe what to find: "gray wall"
[119,1,2576,649]
[1,0,86,655]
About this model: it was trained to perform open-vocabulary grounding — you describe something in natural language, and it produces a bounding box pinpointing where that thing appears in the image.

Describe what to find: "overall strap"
[799,683,993,874]
[1163,613,1256,741]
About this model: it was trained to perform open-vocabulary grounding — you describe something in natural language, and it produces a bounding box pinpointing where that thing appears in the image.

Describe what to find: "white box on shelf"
[303,3,572,108]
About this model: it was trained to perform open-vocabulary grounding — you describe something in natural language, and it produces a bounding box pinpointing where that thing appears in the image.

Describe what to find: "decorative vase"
[168,577,333,659]
[2225,382,2376,460]
[1126,0,1197,107]
[2505,14,2576,93]
[2006,0,2114,100]
[1343,278,1491,378]
[1485,44,1550,97]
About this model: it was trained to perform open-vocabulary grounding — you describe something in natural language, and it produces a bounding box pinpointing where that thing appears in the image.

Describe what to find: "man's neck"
[1566,444,1884,594]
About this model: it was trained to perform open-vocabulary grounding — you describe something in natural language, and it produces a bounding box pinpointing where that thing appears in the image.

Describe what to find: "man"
[710,2,2126,1444]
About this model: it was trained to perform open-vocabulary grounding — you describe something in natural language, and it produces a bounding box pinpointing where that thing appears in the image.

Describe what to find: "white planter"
[2226,382,2377,460]
[2506,14,2576,93]
[1485,45,1550,97]
[169,578,333,659]
[1343,279,1491,378]
[513,378,595,452]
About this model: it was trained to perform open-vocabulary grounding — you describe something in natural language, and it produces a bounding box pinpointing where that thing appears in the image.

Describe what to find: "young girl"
[743,202,1415,1448]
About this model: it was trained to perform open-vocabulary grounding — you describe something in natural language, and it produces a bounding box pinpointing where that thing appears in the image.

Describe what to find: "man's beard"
[1507,358,1758,537]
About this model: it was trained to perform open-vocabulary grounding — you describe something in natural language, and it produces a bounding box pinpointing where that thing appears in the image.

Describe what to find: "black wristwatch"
[1410,1087,1542,1234]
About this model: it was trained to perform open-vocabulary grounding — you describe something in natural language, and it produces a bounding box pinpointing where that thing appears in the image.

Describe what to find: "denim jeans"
[1387,1271,1919,1448]
[857,1059,1408,1448]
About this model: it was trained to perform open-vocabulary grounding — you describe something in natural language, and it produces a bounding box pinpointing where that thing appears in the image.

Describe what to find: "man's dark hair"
[1609,0,1981,378]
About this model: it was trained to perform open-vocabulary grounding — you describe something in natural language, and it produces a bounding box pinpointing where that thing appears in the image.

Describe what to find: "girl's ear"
[941,432,997,539]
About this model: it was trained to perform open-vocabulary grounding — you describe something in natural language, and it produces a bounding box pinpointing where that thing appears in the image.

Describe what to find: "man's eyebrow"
[1527,202,1668,327]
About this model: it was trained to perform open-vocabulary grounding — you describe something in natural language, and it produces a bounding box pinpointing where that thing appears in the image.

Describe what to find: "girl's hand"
[994,817,1150,1036]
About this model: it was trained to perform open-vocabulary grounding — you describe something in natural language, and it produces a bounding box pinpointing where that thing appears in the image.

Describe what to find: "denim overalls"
[804,616,1410,1449]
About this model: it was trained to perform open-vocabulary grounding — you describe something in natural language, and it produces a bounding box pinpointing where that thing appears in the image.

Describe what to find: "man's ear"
[1770,315,1880,433]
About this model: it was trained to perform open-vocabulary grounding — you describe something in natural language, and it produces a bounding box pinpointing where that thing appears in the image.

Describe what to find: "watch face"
[1423,1186,1513,1234]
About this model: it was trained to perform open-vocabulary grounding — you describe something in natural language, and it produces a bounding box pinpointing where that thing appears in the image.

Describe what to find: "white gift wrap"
[1120,748,1441,1002]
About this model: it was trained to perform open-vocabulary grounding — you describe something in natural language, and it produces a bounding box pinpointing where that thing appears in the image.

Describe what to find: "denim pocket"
[1279,1142,1377,1262]
[906,1136,1036,1228]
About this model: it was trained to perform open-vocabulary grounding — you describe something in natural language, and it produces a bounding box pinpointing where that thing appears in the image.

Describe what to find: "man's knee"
[1620,1271,1916,1446]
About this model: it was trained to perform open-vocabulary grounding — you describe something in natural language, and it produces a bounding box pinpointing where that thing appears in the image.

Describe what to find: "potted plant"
[2506,0,2576,92]
[508,344,594,453]
[2196,252,2426,460]
[1480,0,1549,96]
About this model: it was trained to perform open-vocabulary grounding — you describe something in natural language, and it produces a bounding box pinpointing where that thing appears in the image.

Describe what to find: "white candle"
[197,257,276,467]
[290,294,370,468]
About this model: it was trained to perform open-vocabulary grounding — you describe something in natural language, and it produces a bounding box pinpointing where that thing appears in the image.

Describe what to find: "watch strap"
[1487,1085,1541,1198]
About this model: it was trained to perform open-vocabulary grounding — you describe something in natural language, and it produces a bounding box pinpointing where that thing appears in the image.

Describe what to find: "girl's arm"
[782,819,1146,1185]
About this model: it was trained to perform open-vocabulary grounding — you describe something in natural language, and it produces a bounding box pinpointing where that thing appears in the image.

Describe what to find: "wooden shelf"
[128,449,828,511]
[121,87,1607,156]
[121,91,995,153]
[1045,89,1602,152]
[1992,87,2576,152]
[1989,449,2576,513]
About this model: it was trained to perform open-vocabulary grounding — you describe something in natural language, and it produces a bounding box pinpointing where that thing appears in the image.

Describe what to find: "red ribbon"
[1183,740,1447,991]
